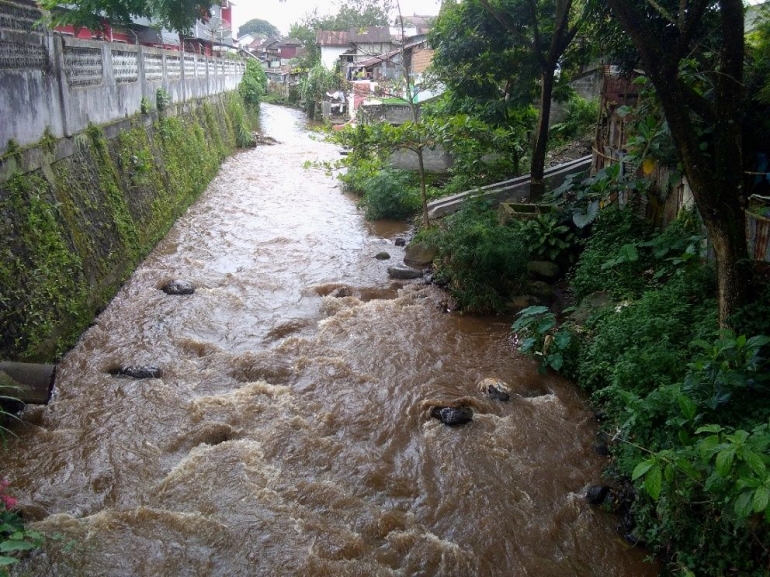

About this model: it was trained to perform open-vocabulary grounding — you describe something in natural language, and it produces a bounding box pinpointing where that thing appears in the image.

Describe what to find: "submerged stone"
[477,377,511,401]
[161,279,195,295]
[430,406,473,426]
[375,252,391,260]
[109,366,162,379]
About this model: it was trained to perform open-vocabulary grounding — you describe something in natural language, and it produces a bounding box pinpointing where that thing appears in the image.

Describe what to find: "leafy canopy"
[300,0,392,32]
[42,0,211,33]
[237,18,280,39]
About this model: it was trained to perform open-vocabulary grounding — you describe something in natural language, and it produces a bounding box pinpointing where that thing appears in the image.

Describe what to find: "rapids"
[2,104,657,576]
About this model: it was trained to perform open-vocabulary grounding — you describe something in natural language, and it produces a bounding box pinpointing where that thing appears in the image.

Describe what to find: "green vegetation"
[418,201,531,314]
[510,203,769,575]
[237,18,280,39]
[239,60,268,110]
[0,93,254,362]
[41,0,212,34]
[0,479,43,577]
[355,168,421,221]
[298,65,337,120]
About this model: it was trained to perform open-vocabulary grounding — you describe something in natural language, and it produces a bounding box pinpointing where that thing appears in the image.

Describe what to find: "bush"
[549,95,599,144]
[570,206,654,301]
[239,59,267,108]
[338,158,383,195]
[577,269,717,396]
[618,332,770,576]
[0,479,43,572]
[422,202,531,313]
[357,169,421,221]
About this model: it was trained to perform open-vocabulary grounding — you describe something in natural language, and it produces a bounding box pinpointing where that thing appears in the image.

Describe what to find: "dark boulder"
[330,286,353,298]
[404,242,437,266]
[375,252,391,260]
[477,377,511,401]
[430,406,473,426]
[394,237,407,247]
[586,485,610,505]
[161,280,195,295]
[527,260,561,280]
[387,265,423,280]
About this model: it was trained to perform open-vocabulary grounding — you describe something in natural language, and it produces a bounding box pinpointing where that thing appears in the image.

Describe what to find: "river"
[3,104,657,576]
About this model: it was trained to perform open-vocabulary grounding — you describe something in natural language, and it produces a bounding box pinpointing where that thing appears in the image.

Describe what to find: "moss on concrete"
[0,93,256,362]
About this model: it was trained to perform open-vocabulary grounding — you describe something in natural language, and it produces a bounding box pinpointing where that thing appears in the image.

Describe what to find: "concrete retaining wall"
[0,0,244,156]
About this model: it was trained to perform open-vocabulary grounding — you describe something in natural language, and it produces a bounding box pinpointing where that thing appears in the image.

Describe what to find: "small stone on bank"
[387,265,423,280]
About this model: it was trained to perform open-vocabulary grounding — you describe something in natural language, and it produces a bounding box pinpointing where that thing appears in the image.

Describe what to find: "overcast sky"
[232,0,443,36]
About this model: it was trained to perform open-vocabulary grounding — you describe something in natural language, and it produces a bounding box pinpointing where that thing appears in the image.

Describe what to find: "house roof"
[355,39,428,69]
[317,26,395,46]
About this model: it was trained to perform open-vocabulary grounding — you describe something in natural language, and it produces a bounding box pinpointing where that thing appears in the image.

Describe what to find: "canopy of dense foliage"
[237,18,280,39]
[42,0,211,33]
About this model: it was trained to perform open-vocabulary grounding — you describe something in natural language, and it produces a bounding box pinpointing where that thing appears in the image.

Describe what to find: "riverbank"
[0,94,257,362]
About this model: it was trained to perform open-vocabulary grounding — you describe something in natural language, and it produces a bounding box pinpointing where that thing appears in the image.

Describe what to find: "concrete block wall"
[0,0,244,155]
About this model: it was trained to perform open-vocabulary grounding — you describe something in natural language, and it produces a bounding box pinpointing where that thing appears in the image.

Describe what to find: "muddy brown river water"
[3,104,657,576]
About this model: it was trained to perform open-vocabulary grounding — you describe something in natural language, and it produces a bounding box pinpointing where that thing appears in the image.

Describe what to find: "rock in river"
[586,485,610,505]
[387,265,423,280]
[477,377,511,401]
[431,406,473,426]
[161,279,195,295]
[109,366,163,379]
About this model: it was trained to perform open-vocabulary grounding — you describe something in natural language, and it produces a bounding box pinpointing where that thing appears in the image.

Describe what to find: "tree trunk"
[529,68,555,199]
[604,0,750,328]
[417,148,430,228]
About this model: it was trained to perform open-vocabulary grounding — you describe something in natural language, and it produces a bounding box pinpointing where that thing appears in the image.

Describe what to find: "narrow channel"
[4,104,656,576]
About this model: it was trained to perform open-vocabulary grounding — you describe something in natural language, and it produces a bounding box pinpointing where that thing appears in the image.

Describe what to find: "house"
[188,0,235,50]
[316,26,426,73]
[393,14,435,30]
[236,33,256,49]
[353,39,433,82]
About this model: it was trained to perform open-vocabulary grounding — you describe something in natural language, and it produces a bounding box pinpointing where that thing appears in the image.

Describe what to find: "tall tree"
[477,0,586,197]
[428,0,540,127]
[237,18,280,39]
[42,0,211,33]
[603,0,749,327]
[288,22,321,67]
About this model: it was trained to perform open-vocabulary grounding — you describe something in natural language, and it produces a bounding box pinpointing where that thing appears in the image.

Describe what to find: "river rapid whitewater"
[4,104,657,576]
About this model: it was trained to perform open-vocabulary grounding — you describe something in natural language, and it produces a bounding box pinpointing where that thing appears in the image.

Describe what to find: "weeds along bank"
[0,93,257,363]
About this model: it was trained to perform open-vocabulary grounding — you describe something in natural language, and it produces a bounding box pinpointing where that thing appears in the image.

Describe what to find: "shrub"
[549,95,599,144]
[619,332,770,576]
[239,59,267,108]
[155,88,171,111]
[357,169,421,221]
[423,202,531,313]
[570,206,654,301]
[577,269,717,397]
[0,479,43,573]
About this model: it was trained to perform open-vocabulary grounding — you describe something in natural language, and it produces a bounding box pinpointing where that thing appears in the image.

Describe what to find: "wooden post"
[0,362,55,405]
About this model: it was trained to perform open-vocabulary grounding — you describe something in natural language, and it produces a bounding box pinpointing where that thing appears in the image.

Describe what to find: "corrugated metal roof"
[316,30,350,46]
[317,27,396,46]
